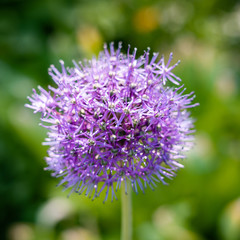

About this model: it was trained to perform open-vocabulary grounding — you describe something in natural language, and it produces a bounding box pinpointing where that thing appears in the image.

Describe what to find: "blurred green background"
[1,0,240,240]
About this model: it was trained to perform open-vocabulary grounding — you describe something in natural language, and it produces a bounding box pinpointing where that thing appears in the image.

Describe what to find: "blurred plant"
[219,198,240,240]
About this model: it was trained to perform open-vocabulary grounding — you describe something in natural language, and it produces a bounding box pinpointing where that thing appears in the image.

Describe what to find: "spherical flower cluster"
[26,43,198,202]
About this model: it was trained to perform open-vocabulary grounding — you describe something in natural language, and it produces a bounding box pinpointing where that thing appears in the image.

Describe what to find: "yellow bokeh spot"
[77,25,103,56]
[133,6,159,33]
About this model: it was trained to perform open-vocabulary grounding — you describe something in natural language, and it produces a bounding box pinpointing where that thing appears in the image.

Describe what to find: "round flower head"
[26,43,198,202]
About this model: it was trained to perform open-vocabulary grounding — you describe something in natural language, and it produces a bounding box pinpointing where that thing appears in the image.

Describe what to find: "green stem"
[121,180,132,240]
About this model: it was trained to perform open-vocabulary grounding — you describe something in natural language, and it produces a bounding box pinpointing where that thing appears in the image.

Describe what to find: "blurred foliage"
[1,0,240,240]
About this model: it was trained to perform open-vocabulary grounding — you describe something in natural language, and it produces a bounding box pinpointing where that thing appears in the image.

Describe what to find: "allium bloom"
[26,43,198,202]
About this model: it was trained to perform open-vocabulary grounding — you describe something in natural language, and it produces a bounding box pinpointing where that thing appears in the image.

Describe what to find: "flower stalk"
[121,180,132,240]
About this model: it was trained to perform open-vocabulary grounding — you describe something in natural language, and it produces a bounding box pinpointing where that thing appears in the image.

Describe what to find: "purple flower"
[26,43,198,202]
